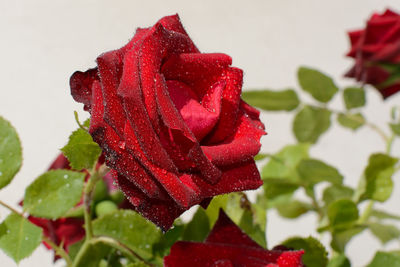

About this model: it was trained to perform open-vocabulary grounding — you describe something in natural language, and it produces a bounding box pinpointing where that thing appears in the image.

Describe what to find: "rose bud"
[346,9,400,99]
[70,14,266,231]
[164,210,304,267]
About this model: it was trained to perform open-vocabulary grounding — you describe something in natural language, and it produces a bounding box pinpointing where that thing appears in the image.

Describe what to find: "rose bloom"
[164,210,304,267]
[70,14,265,230]
[346,9,400,99]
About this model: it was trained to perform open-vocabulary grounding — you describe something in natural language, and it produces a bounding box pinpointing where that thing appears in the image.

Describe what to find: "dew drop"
[66,183,70,187]
[0,159,3,163]
[0,171,2,176]
[63,174,68,179]
[38,199,42,204]
[25,237,29,241]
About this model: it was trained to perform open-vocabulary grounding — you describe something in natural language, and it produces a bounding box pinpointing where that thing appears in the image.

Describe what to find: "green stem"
[386,134,395,155]
[0,200,23,216]
[72,236,154,267]
[359,200,374,224]
[42,236,72,266]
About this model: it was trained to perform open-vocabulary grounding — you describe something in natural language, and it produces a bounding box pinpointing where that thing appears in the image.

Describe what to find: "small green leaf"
[390,123,400,136]
[370,209,400,220]
[276,200,312,218]
[0,117,22,189]
[360,153,398,202]
[369,223,400,244]
[327,254,351,267]
[322,185,354,206]
[24,170,85,219]
[328,199,359,229]
[297,159,343,185]
[331,226,366,252]
[0,213,42,263]
[61,128,102,170]
[293,106,331,143]
[367,251,400,267]
[241,89,300,111]
[238,209,266,248]
[262,144,310,180]
[92,210,162,259]
[343,87,366,109]
[337,113,365,130]
[182,208,210,242]
[298,67,339,103]
[204,195,229,226]
[153,222,185,257]
[283,236,328,267]
[254,153,268,161]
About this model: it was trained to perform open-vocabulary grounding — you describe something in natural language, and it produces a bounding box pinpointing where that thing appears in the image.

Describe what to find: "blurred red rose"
[346,9,400,99]
[164,210,304,267]
[70,14,265,230]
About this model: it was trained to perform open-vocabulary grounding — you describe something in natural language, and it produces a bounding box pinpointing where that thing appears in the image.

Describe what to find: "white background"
[1,0,400,266]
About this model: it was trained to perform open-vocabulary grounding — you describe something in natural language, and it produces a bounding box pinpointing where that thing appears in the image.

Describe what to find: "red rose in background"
[346,9,400,99]
[164,210,304,267]
[70,14,265,230]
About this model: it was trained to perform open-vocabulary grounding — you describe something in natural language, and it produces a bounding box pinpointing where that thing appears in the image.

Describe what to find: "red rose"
[346,9,400,99]
[164,210,304,267]
[70,14,265,230]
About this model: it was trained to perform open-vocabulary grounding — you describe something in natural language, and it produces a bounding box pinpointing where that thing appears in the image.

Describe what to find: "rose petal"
[70,68,99,111]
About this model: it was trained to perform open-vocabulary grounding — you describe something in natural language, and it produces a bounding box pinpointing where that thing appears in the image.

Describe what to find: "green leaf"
[204,195,229,226]
[370,209,400,220]
[61,128,102,170]
[343,87,366,109]
[337,113,364,131]
[254,153,268,161]
[327,254,351,267]
[360,153,398,202]
[322,185,354,206]
[283,236,328,267]
[298,66,338,103]
[0,213,42,263]
[331,226,366,252]
[126,262,150,267]
[297,159,343,185]
[276,200,312,218]
[23,170,85,219]
[263,178,300,199]
[390,123,400,136]
[369,223,400,244]
[0,117,22,190]
[241,89,300,111]
[293,106,331,143]
[367,251,400,267]
[328,199,359,229]
[262,144,310,180]
[238,209,266,248]
[153,223,185,257]
[92,210,162,259]
[182,208,210,242]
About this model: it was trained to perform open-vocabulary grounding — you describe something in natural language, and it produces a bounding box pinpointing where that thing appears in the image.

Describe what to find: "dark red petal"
[115,172,185,231]
[70,68,99,111]
[155,74,222,184]
[96,50,126,137]
[158,14,199,52]
[118,47,178,173]
[206,210,262,248]
[202,111,265,166]
[166,80,223,141]
[186,159,263,198]
[161,53,232,98]
[380,82,400,99]
[205,67,244,144]
[124,121,199,208]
